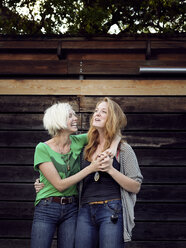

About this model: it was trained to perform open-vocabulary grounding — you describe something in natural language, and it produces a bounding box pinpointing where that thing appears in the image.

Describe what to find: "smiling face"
[92,101,108,130]
[66,109,78,133]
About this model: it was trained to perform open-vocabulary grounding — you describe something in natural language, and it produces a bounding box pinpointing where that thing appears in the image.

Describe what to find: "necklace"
[54,138,71,154]
[64,153,71,171]
[94,171,100,181]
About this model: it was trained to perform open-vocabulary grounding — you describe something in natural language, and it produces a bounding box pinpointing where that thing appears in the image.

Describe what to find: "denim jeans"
[75,200,124,248]
[30,198,78,248]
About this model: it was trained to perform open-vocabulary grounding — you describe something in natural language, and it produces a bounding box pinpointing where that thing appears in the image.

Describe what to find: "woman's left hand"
[104,148,115,158]
[98,153,113,173]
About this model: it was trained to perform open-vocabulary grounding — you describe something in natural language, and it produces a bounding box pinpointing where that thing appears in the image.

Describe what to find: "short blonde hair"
[43,102,75,136]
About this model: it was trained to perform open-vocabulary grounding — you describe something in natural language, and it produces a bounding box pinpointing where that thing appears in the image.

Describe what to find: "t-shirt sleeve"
[72,133,88,147]
[34,143,52,171]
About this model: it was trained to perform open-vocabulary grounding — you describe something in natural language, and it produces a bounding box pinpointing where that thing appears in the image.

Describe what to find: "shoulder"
[120,142,133,153]
[119,142,137,161]
[70,133,87,142]
[35,142,48,153]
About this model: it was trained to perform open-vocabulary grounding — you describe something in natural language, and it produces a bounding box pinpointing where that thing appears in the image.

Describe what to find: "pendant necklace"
[54,139,71,171]
[94,172,100,181]
[64,153,71,171]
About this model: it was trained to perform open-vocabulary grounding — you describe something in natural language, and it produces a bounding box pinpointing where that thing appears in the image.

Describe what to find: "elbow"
[55,182,65,192]
[134,182,141,194]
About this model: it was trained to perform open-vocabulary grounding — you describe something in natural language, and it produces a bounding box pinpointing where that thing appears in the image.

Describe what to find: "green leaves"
[0,0,185,35]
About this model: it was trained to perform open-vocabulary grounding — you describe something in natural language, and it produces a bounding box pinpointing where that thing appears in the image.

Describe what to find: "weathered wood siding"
[0,94,186,248]
[0,36,186,248]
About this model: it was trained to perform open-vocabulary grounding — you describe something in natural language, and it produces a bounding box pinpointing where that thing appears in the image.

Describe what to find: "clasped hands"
[91,150,113,173]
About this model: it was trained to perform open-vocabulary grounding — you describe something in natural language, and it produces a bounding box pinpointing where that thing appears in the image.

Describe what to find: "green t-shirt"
[34,133,88,206]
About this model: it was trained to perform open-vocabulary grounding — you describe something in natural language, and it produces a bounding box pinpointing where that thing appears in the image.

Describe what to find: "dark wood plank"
[1,184,186,202]
[0,95,79,113]
[135,148,186,166]
[137,185,186,202]
[1,130,186,148]
[1,112,186,131]
[0,40,59,49]
[68,60,186,75]
[1,148,185,166]
[133,222,186,240]
[125,132,186,148]
[0,220,32,238]
[1,165,186,184]
[1,96,186,113]
[1,201,186,221]
[0,240,185,248]
[80,96,186,112]
[0,148,34,164]
[0,166,38,182]
[125,241,186,248]
[0,113,81,130]
[141,167,186,183]
[1,220,186,240]
[0,239,57,248]
[0,202,35,219]
[135,202,186,221]
[81,113,186,131]
[0,60,68,75]
[0,131,50,147]
[0,39,185,50]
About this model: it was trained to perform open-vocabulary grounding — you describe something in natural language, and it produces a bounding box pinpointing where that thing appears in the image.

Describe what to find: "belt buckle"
[60,197,67,205]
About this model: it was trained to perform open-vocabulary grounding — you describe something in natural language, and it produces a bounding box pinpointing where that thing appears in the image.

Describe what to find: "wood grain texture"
[1,220,186,240]
[1,130,186,148]
[79,96,186,112]
[1,148,185,166]
[1,201,185,221]
[0,96,185,112]
[1,166,186,184]
[0,95,79,112]
[1,79,186,95]
[1,184,186,202]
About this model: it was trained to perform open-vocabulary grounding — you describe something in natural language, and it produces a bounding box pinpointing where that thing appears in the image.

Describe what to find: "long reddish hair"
[84,97,127,161]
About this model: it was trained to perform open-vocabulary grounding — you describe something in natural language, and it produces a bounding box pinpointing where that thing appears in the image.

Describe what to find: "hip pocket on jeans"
[106,200,122,214]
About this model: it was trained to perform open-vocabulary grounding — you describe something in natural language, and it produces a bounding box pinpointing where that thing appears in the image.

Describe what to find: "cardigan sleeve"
[120,142,143,183]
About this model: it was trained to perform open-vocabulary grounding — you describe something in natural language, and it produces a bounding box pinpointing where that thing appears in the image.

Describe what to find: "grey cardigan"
[79,142,143,242]
[119,142,143,242]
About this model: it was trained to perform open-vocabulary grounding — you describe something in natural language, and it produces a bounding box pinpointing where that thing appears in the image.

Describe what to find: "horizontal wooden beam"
[0,60,67,75]
[0,60,185,75]
[0,79,186,95]
[0,39,185,50]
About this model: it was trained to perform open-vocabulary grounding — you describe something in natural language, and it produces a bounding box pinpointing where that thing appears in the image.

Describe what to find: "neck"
[54,131,71,154]
[96,129,106,152]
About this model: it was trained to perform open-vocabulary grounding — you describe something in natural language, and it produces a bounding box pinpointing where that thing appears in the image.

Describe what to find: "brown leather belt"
[45,196,77,205]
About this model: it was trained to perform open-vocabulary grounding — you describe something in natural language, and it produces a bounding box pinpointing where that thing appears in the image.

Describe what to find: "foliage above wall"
[0,0,185,35]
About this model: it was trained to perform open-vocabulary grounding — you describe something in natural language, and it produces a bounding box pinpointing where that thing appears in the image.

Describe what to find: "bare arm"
[104,134,121,157]
[100,157,141,194]
[38,156,105,192]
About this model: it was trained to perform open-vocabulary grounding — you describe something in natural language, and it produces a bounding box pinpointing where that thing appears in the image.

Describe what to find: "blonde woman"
[75,97,143,248]
[31,102,120,248]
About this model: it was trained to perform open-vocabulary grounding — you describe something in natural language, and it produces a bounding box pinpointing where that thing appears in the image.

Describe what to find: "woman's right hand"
[34,178,45,193]
[89,153,109,172]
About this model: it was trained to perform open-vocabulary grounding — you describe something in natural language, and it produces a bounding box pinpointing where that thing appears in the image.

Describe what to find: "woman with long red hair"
[75,97,143,248]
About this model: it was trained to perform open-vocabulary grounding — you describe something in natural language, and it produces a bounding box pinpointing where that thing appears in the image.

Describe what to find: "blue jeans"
[30,198,78,248]
[75,200,124,248]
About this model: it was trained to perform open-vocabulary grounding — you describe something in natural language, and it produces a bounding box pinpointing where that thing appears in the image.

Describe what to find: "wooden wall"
[0,93,186,248]
[0,36,186,248]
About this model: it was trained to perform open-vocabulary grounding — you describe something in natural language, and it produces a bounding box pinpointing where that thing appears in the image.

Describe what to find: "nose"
[95,110,101,116]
